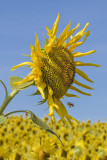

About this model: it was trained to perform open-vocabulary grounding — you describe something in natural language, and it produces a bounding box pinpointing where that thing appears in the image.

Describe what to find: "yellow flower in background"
[11,14,100,124]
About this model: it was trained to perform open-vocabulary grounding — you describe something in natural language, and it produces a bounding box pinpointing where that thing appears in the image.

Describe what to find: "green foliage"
[0,115,6,124]
[9,76,33,90]
[27,110,64,146]
[4,110,63,146]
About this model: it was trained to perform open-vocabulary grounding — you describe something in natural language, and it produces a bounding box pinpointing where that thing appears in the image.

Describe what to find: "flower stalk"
[0,90,19,115]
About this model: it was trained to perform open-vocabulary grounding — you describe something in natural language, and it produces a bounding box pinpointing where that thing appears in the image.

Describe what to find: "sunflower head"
[41,45,75,99]
[11,14,100,125]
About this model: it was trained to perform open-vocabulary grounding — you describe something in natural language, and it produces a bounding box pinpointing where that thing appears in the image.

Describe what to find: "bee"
[67,102,74,108]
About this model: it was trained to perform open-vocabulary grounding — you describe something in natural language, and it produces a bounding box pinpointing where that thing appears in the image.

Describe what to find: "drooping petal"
[48,105,55,123]
[65,93,80,98]
[75,61,101,67]
[35,33,44,58]
[37,83,46,99]
[57,22,71,46]
[54,107,67,124]
[75,68,94,83]
[59,100,78,123]
[48,86,53,96]
[72,50,96,58]
[47,96,55,123]
[73,79,94,90]
[13,74,35,85]
[47,94,58,123]
[69,85,91,96]
[47,94,59,109]
[11,62,36,71]
[54,98,78,124]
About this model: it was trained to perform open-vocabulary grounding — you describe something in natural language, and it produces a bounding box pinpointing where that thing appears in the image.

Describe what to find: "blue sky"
[0,0,107,123]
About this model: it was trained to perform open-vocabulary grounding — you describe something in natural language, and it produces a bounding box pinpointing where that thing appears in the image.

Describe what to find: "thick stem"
[0,90,19,115]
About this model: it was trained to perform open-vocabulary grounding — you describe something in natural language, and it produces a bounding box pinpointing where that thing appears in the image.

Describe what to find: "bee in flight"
[67,102,74,108]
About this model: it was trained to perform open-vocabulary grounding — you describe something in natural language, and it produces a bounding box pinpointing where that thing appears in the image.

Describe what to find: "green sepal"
[35,87,48,105]
[0,116,6,124]
[9,76,33,90]
[27,111,64,146]
[31,90,41,96]
[42,34,49,45]
[22,54,31,57]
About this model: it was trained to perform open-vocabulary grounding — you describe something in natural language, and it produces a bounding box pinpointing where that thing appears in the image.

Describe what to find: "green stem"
[4,110,27,117]
[0,90,19,115]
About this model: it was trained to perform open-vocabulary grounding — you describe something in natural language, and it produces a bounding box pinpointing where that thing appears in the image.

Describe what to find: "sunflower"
[11,14,100,125]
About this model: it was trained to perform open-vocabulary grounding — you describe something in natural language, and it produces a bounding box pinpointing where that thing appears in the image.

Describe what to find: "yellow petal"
[35,33,43,58]
[13,74,35,85]
[48,105,54,116]
[34,76,41,84]
[11,62,36,71]
[57,22,71,46]
[47,95,56,123]
[54,98,78,124]
[69,85,91,96]
[65,93,80,98]
[32,68,42,76]
[65,33,85,48]
[45,35,56,54]
[47,94,59,109]
[58,23,80,47]
[65,23,89,48]
[76,22,89,36]
[37,83,46,99]
[48,86,53,96]
[54,107,67,124]
[75,61,101,67]
[43,33,49,45]
[46,26,51,35]
[73,79,94,90]
[30,45,38,64]
[51,13,59,37]
[72,50,96,58]
[75,68,93,83]
[66,23,80,39]
[46,14,59,44]
[69,30,90,52]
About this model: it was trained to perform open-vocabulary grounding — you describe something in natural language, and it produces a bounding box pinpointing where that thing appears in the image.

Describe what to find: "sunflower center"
[41,46,75,98]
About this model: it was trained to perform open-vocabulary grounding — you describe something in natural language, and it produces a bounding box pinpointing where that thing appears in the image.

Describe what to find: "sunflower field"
[0,114,107,160]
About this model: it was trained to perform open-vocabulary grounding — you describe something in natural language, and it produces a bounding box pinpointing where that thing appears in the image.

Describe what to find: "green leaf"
[0,116,6,124]
[9,76,33,90]
[27,111,64,146]
[0,80,8,97]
